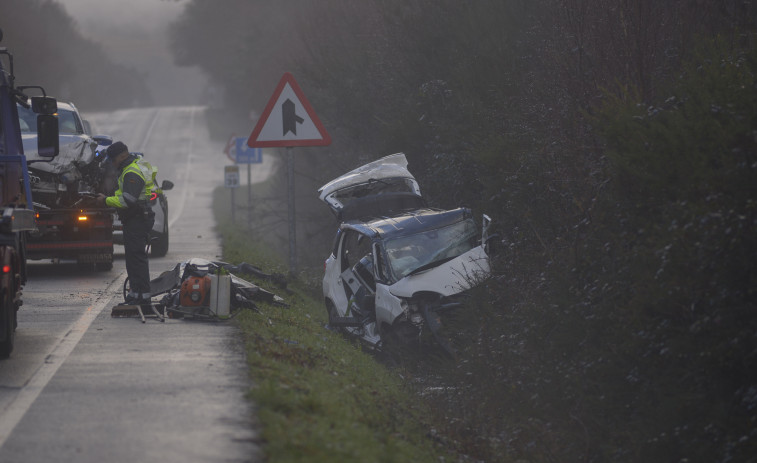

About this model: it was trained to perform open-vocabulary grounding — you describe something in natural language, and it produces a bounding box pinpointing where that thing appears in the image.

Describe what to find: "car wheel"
[325,300,342,332]
[151,226,169,257]
[379,320,420,363]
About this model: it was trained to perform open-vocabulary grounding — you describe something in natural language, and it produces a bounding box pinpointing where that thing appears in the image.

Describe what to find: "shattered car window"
[384,218,479,280]
[342,230,372,270]
[57,108,83,134]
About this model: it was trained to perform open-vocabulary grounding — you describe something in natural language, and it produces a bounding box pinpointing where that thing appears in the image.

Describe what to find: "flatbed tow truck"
[26,206,114,270]
[20,99,115,270]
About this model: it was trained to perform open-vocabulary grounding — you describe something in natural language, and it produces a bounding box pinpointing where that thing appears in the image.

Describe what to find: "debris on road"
[111,258,287,322]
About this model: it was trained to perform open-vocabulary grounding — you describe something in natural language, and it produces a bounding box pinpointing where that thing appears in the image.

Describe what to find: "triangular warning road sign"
[247,72,331,148]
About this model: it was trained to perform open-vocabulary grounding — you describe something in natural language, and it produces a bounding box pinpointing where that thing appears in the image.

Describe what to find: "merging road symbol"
[282,99,304,136]
[247,72,331,148]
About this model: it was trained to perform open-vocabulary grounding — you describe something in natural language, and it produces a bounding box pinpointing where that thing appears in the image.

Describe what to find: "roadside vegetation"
[213,186,445,463]
[192,2,757,462]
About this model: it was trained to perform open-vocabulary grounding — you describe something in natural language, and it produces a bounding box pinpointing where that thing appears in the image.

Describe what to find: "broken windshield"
[384,218,479,280]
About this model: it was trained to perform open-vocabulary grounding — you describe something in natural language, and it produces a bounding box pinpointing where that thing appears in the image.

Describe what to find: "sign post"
[233,138,262,228]
[224,165,240,224]
[247,72,331,274]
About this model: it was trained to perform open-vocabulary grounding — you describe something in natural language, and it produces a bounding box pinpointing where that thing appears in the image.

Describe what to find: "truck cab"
[0,29,60,357]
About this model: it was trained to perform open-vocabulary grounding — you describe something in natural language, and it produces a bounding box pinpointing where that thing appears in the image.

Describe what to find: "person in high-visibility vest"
[96,141,155,305]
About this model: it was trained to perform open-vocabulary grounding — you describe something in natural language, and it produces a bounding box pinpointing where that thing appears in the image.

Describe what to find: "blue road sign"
[234,138,262,164]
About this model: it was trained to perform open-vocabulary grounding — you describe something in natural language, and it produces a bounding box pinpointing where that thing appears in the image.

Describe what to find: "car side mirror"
[160,180,174,191]
[36,114,59,158]
[92,135,113,146]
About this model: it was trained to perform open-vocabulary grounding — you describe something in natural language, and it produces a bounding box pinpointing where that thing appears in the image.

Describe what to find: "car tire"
[151,227,169,257]
[325,300,342,332]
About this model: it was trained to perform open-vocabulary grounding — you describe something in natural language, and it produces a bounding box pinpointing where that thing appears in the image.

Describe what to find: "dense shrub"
[0,0,151,109]
[172,1,757,461]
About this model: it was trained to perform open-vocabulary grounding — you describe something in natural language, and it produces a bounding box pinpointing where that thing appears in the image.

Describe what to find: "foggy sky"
[59,0,207,106]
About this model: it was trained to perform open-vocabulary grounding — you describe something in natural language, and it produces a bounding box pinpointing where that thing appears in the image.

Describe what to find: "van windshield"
[18,105,81,134]
[17,104,37,133]
[384,218,479,280]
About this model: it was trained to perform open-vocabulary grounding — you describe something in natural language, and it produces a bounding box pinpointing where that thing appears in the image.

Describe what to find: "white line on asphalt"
[168,106,196,229]
[138,108,161,153]
[0,273,126,448]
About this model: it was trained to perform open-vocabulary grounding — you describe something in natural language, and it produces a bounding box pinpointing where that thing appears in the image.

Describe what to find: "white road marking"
[0,106,200,446]
[138,108,161,153]
[167,107,195,229]
[0,274,126,447]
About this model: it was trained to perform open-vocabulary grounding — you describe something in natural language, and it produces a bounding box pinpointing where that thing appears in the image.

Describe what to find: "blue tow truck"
[0,29,60,358]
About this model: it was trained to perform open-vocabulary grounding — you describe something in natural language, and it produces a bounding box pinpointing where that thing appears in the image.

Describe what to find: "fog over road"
[0,106,273,463]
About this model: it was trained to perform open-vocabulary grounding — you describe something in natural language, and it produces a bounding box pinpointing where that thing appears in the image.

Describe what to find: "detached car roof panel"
[317,152,414,198]
[318,153,424,220]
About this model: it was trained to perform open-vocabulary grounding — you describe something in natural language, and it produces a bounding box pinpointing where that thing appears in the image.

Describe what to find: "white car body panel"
[317,152,421,211]
[387,245,491,298]
[322,252,383,344]
[375,284,405,328]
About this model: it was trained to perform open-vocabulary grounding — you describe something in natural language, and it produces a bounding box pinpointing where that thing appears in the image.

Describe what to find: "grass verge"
[213,186,443,463]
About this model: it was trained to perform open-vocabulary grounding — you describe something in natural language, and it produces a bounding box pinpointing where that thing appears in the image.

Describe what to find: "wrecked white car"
[318,153,495,355]
[19,101,112,207]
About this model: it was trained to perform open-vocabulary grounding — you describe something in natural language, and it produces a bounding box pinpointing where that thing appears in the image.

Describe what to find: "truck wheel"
[0,288,15,359]
[151,227,169,257]
[96,261,113,271]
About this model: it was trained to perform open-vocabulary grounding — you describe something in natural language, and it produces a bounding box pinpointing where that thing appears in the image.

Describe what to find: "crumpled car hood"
[23,133,96,174]
[388,245,491,298]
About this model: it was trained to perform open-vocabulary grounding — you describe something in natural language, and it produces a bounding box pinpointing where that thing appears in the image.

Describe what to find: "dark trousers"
[123,213,154,299]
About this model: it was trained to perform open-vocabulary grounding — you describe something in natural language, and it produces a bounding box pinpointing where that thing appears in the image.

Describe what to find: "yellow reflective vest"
[105,157,156,209]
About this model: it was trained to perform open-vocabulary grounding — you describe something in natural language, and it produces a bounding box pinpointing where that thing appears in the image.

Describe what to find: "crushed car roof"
[342,207,472,241]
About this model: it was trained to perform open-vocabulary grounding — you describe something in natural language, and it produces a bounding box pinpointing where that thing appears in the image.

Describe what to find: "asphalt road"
[0,106,275,463]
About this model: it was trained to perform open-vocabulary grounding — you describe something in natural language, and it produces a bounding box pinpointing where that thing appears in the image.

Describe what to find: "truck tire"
[96,261,113,271]
[0,287,15,359]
